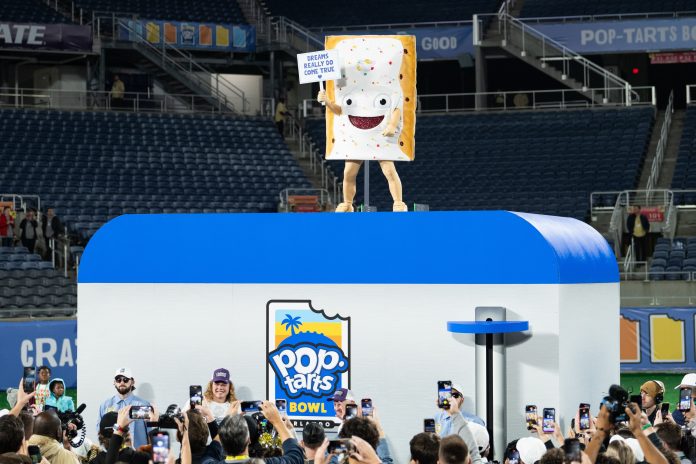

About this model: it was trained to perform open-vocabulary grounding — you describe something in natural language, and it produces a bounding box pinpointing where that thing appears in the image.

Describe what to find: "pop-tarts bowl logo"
[269,331,348,398]
[267,300,351,425]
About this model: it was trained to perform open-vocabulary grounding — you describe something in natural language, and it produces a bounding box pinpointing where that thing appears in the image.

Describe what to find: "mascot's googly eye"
[373,94,391,108]
[342,96,354,106]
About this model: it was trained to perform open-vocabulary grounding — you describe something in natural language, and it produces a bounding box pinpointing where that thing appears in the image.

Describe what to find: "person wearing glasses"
[434,383,483,464]
[97,367,151,449]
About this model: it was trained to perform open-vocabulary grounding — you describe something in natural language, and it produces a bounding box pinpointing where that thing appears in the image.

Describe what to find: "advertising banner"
[641,206,665,222]
[621,307,696,372]
[0,319,77,389]
[118,19,255,52]
[0,22,92,51]
[318,26,473,60]
[266,300,350,427]
[651,51,696,64]
[532,17,696,54]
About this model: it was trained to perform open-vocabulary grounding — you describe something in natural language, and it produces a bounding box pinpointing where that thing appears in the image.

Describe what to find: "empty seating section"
[305,107,654,218]
[261,0,498,28]
[0,247,76,314]
[670,106,696,205]
[649,237,696,280]
[521,0,691,17]
[0,109,311,241]
[0,0,69,23]
[73,0,246,23]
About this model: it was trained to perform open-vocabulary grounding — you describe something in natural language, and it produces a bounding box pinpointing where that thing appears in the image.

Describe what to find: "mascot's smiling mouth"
[348,115,384,130]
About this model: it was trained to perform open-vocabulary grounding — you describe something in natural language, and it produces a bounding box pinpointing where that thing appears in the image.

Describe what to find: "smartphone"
[129,405,153,420]
[661,402,671,417]
[328,439,355,455]
[563,438,582,463]
[438,381,452,409]
[508,449,520,464]
[679,388,692,412]
[424,418,436,433]
[525,405,537,430]
[276,399,287,416]
[361,398,373,417]
[579,403,591,431]
[23,367,36,393]
[630,394,643,410]
[241,401,263,413]
[28,445,41,464]
[542,408,555,433]
[189,385,203,409]
[345,403,358,419]
[151,431,170,464]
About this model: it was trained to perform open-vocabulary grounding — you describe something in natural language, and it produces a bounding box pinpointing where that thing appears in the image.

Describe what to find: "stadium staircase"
[477,11,635,106]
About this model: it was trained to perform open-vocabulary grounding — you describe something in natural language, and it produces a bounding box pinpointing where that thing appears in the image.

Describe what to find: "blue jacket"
[44,378,75,413]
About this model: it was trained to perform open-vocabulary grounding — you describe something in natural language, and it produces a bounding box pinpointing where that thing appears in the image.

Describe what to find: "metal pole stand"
[447,307,528,461]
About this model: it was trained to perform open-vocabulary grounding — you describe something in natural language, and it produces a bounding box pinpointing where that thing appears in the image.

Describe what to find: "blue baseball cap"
[212,368,230,383]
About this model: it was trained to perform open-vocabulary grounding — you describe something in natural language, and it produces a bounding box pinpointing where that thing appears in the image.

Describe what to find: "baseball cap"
[451,383,465,395]
[467,422,490,452]
[212,368,230,384]
[675,373,696,389]
[517,437,546,464]
[609,435,644,462]
[640,380,665,398]
[326,388,354,402]
[99,412,118,437]
[114,367,133,379]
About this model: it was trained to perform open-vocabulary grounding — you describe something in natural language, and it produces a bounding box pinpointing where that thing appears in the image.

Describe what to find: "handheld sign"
[297,50,341,85]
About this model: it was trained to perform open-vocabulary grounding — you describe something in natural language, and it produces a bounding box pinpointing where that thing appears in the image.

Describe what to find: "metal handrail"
[481,12,636,105]
[0,194,41,215]
[268,16,324,52]
[0,87,247,115]
[309,19,472,32]
[301,86,655,116]
[94,14,250,113]
[646,91,674,193]
[519,11,696,23]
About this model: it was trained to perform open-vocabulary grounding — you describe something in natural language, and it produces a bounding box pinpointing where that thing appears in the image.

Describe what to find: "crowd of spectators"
[3,369,696,464]
[0,207,64,258]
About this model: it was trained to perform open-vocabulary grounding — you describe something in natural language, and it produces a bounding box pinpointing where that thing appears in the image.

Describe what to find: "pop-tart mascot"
[317,35,416,212]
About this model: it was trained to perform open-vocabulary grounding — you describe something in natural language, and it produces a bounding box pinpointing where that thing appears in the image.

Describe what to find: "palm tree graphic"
[281,314,303,336]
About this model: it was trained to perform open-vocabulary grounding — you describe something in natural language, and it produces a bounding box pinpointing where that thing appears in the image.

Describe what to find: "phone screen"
[542,408,555,433]
[129,405,153,420]
[241,401,263,413]
[525,405,537,430]
[361,398,373,417]
[424,418,436,433]
[152,432,170,464]
[630,394,643,410]
[579,404,591,431]
[23,367,36,393]
[679,388,692,412]
[508,449,520,464]
[438,381,452,409]
[189,385,203,408]
[328,439,354,455]
[28,445,41,464]
[276,399,287,416]
[661,402,671,416]
[345,404,358,419]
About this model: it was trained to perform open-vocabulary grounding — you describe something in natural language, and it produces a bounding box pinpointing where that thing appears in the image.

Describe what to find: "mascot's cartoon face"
[325,36,416,161]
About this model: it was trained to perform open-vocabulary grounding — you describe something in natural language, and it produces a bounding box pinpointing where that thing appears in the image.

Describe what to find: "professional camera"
[601,384,630,423]
[156,404,184,429]
[45,404,87,448]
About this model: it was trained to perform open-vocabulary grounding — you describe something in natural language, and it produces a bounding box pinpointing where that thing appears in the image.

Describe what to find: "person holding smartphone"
[326,388,357,429]
[640,380,666,425]
[433,383,483,464]
[97,368,151,449]
[0,415,50,464]
[89,407,151,464]
[671,374,696,427]
[201,368,238,424]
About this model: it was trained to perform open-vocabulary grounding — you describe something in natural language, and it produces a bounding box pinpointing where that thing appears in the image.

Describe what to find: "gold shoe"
[393,201,408,212]
[335,202,354,213]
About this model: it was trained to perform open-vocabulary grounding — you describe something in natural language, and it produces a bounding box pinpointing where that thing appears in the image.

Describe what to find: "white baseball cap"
[675,373,696,389]
[467,422,490,452]
[609,435,645,462]
[517,437,546,464]
[114,367,133,379]
[451,383,465,395]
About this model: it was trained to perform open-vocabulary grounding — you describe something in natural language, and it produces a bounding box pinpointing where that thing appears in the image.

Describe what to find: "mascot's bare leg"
[379,160,407,212]
[336,160,363,212]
